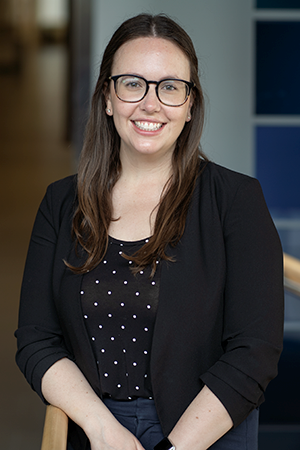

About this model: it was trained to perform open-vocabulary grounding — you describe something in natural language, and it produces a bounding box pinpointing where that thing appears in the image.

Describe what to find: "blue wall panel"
[256,126,300,210]
[256,21,300,115]
[257,0,300,8]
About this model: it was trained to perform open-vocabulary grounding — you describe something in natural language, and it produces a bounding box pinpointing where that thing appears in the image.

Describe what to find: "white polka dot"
[101,348,105,353]
[124,280,128,285]
[129,261,133,264]
[120,243,124,247]
[99,324,103,328]
[126,372,129,377]
[144,327,149,332]
[156,260,159,264]
[114,360,118,365]
[104,373,109,377]
[128,396,132,399]
[133,314,137,319]
[135,292,140,296]
[94,302,98,306]
[132,338,137,342]
[133,362,137,366]
[80,290,84,295]
[144,374,148,378]
[95,280,100,284]
[121,325,125,330]
[145,239,149,243]
[108,291,112,295]
[151,281,156,285]
[120,302,125,307]
[149,396,153,400]
[123,349,126,353]
[84,315,88,319]
[111,337,115,341]
[140,270,144,274]
[92,337,95,341]
[112,270,116,274]
[119,251,123,255]
[135,386,140,390]
[147,305,151,309]
[144,350,148,354]
[103,260,107,264]
[108,313,112,318]
[117,384,121,388]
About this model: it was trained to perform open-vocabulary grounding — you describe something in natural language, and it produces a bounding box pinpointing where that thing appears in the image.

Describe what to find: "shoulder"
[46,174,77,197]
[201,161,262,201]
[43,174,77,208]
[201,161,258,190]
[198,161,267,224]
[38,174,78,227]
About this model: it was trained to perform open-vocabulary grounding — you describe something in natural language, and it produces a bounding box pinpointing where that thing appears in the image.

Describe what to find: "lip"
[131,120,166,133]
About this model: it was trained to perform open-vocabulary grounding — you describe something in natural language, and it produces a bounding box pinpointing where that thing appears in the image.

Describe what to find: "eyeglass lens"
[115,75,189,106]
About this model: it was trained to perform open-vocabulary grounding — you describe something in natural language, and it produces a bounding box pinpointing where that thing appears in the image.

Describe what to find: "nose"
[140,84,161,113]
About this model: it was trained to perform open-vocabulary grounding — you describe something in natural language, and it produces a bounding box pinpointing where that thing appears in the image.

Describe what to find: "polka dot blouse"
[81,237,160,400]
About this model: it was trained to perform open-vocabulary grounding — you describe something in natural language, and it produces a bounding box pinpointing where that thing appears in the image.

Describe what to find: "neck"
[119,149,173,186]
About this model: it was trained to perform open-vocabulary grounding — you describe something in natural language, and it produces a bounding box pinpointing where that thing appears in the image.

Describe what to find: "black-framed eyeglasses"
[109,74,194,107]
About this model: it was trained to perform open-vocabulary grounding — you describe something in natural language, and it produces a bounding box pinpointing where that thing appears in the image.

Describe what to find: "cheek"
[111,106,134,138]
[172,110,190,129]
[112,101,136,119]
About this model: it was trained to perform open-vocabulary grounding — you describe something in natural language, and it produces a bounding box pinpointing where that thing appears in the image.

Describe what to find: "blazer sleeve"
[200,177,284,426]
[15,180,75,401]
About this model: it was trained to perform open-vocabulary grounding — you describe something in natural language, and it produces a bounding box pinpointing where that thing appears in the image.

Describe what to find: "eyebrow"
[117,73,187,81]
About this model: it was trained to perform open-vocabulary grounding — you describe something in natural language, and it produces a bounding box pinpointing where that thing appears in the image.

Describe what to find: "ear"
[106,101,113,116]
[186,107,192,122]
[104,81,113,115]
[186,95,193,122]
[105,97,113,116]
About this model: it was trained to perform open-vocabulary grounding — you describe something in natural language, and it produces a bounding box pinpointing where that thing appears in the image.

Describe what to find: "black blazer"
[15,162,284,447]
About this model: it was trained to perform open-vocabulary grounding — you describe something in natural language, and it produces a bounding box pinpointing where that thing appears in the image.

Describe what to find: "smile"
[134,121,164,131]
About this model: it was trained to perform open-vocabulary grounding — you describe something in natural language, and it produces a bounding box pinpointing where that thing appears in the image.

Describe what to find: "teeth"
[134,121,163,131]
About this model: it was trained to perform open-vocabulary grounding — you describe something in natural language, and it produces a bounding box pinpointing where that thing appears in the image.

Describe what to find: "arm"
[165,176,283,448]
[15,179,76,398]
[16,179,145,450]
[168,385,233,450]
[200,177,284,425]
[41,358,145,450]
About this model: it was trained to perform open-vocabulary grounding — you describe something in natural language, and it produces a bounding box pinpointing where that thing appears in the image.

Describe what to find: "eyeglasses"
[109,74,194,107]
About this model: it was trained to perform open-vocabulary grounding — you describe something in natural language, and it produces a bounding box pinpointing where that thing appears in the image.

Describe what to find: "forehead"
[112,37,190,79]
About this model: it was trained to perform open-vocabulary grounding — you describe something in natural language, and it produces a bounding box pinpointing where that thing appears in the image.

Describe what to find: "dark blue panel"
[256,126,300,209]
[256,21,300,114]
[257,0,300,8]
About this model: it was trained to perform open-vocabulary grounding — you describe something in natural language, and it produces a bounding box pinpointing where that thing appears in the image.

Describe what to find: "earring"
[187,115,191,121]
[106,108,111,113]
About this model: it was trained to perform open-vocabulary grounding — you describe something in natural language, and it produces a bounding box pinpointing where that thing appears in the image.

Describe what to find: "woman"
[15,13,284,450]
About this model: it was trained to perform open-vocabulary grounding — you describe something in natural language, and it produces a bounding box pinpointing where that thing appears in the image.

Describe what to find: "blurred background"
[0,0,300,449]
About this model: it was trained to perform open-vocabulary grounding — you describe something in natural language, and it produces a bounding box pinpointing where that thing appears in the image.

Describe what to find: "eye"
[161,82,177,91]
[121,77,144,90]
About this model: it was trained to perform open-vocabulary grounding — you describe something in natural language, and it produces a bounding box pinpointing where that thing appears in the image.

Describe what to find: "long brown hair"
[68,13,207,275]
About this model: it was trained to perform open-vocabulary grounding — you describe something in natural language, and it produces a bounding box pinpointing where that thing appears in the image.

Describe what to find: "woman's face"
[106,37,192,164]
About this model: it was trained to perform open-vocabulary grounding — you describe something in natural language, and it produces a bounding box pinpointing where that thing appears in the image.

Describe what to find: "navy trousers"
[102,397,259,450]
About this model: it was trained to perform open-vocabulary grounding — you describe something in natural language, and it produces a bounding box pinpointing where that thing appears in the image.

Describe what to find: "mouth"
[133,121,164,131]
